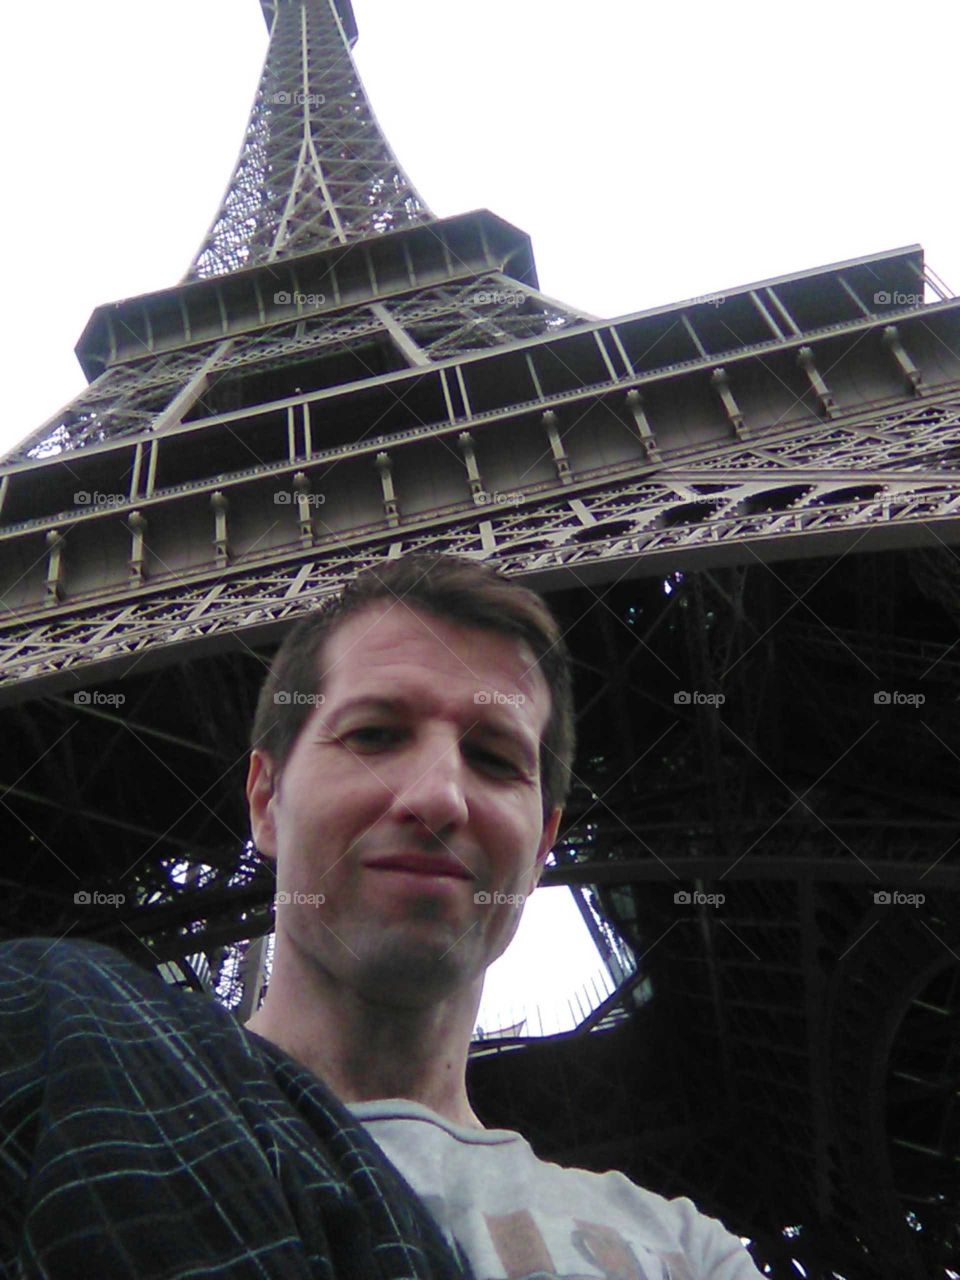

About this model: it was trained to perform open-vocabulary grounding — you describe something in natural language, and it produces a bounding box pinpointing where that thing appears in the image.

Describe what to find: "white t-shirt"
[345,1099,763,1280]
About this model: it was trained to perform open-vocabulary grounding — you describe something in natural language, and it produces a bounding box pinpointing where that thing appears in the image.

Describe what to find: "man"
[0,552,762,1279]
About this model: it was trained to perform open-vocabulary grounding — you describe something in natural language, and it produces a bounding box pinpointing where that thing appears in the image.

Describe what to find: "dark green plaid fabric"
[0,938,478,1280]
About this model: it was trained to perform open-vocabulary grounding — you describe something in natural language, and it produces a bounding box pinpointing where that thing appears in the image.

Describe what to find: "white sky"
[4,0,956,1033]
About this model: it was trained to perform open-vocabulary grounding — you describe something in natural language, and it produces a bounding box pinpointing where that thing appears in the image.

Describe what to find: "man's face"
[248,601,562,1005]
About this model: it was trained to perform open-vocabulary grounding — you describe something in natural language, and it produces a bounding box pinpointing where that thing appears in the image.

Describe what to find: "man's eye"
[468,747,518,775]
[339,729,520,775]
[342,726,399,748]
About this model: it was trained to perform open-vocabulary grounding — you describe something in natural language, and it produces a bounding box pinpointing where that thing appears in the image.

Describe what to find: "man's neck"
[243,945,485,1131]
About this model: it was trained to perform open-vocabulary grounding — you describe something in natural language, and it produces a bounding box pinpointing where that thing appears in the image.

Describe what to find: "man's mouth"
[364,854,475,880]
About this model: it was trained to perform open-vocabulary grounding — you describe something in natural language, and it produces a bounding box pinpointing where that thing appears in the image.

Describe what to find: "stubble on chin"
[342,910,481,1005]
[282,883,485,1005]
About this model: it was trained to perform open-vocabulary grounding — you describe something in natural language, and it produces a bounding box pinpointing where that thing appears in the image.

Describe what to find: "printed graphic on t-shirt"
[480,1210,695,1280]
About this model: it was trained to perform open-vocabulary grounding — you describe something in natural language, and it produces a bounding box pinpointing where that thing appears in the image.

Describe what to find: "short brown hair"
[250,552,575,821]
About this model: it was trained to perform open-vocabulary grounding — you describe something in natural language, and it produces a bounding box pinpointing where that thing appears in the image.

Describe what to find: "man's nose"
[389,730,469,836]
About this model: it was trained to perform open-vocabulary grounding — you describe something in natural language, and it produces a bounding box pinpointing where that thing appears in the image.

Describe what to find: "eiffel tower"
[3,2,960,1275]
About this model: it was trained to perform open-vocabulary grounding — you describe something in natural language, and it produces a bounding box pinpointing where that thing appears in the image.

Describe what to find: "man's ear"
[530,807,563,893]
[247,749,279,859]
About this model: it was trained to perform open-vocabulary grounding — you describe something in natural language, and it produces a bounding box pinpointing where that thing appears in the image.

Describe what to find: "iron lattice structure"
[3,2,960,1275]
[190,0,430,277]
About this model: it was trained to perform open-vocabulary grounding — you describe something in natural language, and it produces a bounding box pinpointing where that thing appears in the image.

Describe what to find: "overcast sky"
[3,0,955,1033]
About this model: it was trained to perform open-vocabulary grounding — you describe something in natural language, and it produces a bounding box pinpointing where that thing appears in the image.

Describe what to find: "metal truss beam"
[189,0,429,277]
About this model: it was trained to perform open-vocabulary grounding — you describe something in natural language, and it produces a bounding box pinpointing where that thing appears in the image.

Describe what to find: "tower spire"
[188,0,430,280]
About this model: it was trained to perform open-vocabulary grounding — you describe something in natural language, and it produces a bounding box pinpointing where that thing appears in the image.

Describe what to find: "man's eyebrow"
[332,696,406,716]
[330,696,539,767]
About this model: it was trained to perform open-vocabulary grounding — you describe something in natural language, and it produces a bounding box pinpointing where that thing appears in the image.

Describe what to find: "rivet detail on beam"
[542,410,572,484]
[375,452,400,526]
[797,347,838,419]
[210,490,231,566]
[127,511,148,586]
[711,367,750,439]
[44,530,66,605]
[457,431,487,503]
[882,326,923,395]
[625,390,661,461]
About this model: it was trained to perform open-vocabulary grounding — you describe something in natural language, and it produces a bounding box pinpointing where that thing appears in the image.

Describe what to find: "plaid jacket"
[0,937,479,1280]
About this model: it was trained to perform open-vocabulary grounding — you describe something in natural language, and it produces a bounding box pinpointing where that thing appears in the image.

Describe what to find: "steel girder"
[3,271,589,465]
[4,384,960,696]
